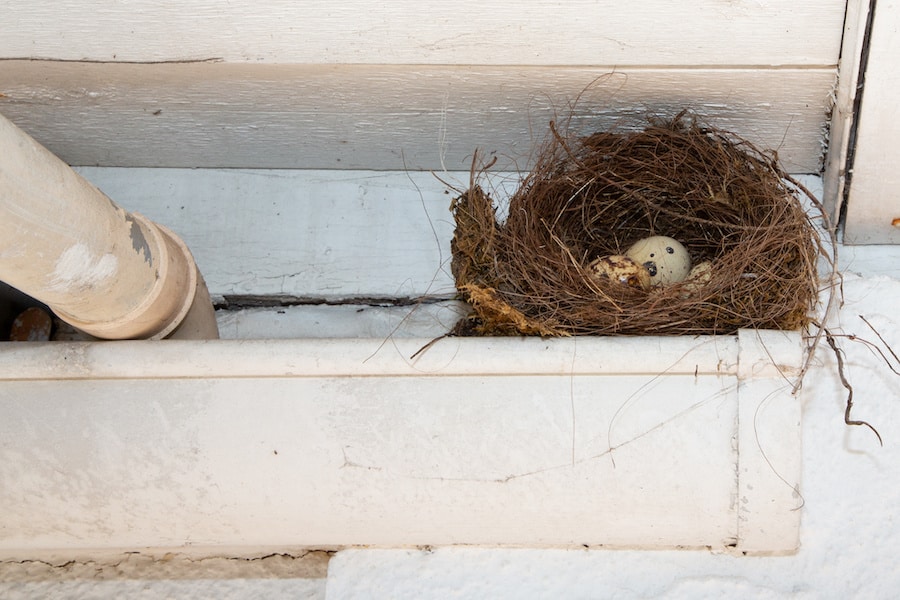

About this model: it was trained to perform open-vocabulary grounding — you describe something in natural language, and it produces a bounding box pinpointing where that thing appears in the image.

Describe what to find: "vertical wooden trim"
[823,0,874,223]
[842,0,900,244]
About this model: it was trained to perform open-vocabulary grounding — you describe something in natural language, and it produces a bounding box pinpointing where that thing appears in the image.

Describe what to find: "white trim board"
[0,331,801,554]
[2,62,835,172]
[823,0,872,222]
[842,0,900,244]
[0,0,845,66]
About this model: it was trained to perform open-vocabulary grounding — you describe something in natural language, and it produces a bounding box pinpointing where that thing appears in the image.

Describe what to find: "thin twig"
[824,328,884,446]
[859,314,900,367]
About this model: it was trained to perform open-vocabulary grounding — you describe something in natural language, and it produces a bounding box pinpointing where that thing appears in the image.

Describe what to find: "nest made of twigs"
[450,113,824,337]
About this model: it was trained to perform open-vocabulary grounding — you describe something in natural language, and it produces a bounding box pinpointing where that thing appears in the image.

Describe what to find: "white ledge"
[0,330,802,554]
[0,334,756,380]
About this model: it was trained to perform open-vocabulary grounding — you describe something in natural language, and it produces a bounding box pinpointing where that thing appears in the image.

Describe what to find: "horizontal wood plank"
[0,336,743,380]
[215,302,470,341]
[74,169,824,301]
[1,1,845,66]
[0,332,801,550]
[74,168,465,301]
[2,62,834,172]
[0,372,742,548]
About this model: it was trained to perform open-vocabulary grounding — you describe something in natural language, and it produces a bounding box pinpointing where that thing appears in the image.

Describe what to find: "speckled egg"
[681,260,713,296]
[625,236,692,286]
[588,255,651,290]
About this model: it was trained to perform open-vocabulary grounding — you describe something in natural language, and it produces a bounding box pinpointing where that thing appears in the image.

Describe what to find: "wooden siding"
[2,1,845,66]
[2,62,834,172]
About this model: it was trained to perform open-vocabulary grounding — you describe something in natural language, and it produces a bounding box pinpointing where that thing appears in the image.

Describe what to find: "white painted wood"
[1,62,834,172]
[843,0,900,244]
[0,337,740,380]
[823,0,871,221]
[736,329,802,552]
[71,169,826,302]
[73,168,463,301]
[0,332,801,552]
[0,1,845,66]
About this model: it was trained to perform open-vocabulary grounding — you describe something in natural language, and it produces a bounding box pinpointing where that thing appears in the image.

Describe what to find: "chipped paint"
[46,243,118,294]
[125,214,153,263]
[0,551,332,582]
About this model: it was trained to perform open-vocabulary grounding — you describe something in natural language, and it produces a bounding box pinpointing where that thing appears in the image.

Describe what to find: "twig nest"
[624,236,691,286]
[449,113,822,336]
[589,255,651,290]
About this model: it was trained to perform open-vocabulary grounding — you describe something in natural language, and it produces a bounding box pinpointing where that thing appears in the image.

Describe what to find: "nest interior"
[450,115,822,337]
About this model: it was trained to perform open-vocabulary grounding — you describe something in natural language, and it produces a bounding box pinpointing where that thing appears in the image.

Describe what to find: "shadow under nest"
[450,114,824,337]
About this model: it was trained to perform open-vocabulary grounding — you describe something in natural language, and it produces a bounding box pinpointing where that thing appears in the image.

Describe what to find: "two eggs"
[589,236,709,291]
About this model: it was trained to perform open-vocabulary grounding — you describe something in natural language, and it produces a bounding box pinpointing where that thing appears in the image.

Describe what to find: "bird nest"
[450,114,825,337]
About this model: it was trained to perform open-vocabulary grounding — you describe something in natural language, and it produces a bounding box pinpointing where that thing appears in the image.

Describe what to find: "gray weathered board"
[73,168,825,305]
[1,62,833,173]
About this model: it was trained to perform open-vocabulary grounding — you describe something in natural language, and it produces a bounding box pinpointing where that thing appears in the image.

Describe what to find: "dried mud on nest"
[450,114,826,337]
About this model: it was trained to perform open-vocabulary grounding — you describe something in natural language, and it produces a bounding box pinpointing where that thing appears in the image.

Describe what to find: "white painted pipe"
[0,112,218,340]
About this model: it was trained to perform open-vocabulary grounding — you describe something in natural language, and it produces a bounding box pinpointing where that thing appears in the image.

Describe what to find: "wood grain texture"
[2,61,834,172]
[1,0,845,66]
[843,0,900,244]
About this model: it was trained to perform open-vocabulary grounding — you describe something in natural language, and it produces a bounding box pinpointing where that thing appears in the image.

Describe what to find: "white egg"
[625,236,692,286]
[588,254,651,290]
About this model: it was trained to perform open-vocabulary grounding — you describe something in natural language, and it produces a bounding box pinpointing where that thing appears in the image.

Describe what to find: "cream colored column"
[0,112,218,340]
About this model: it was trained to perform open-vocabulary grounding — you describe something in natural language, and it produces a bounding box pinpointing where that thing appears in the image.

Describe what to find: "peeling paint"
[0,550,332,582]
[47,243,118,294]
[125,214,152,263]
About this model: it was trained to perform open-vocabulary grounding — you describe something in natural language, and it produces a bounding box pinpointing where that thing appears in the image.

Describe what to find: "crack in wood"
[216,294,456,309]
[0,550,333,582]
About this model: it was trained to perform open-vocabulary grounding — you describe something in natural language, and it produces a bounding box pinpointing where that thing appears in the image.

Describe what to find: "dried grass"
[450,113,824,336]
